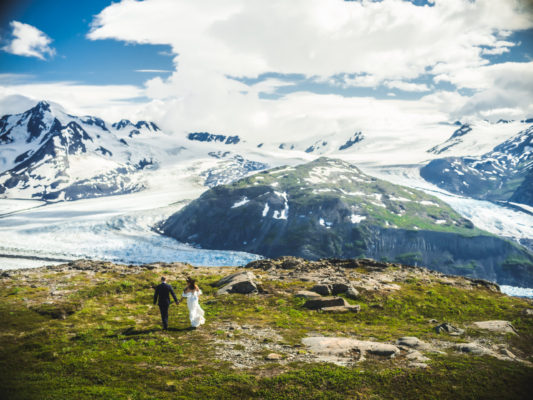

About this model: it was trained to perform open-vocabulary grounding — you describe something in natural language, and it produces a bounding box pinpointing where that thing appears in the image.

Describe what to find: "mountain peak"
[112,119,133,130]
[34,100,51,111]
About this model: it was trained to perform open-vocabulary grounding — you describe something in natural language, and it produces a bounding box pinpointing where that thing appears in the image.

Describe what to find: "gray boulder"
[345,286,360,299]
[310,284,331,296]
[214,271,258,295]
[331,283,350,295]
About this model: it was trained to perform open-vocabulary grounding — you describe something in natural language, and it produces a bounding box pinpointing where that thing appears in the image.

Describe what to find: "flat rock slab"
[303,297,348,310]
[295,290,322,299]
[302,337,400,365]
[321,305,361,314]
[472,320,517,335]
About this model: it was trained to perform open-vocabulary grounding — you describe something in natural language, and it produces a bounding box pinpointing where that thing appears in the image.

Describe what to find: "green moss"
[503,257,533,269]
[394,252,423,265]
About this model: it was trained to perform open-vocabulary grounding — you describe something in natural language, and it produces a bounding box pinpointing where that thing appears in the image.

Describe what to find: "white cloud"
[385,80,431,93]
[3,0,528,140]
[88,0,533,82]
[0,81,146,121]
[83,0,533,130]
[434,61,533,120]
[136,69,172,73]
[2,21,55,60]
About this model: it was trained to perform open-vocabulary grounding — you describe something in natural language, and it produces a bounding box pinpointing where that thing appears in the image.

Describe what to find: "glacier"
[0,186,262,270]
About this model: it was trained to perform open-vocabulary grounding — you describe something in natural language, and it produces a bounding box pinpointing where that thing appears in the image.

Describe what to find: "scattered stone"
[310,284,331,296]
[472,320,518,335]
[406,350,430,363]
[265,353,283,361]
[214,271,258,295]
[345,286,360,299]
[295,290,322,300]
[303,297,348,310]
[434,323,464,336]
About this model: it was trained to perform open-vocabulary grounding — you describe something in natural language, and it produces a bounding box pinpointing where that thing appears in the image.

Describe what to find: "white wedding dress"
[182,289,205,328]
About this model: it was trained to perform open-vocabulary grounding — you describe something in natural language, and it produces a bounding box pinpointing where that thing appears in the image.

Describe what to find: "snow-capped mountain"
[426,120,526,158]
[0,101,274,201]
[112,119,160,137]
[273,131,365,155]
[0,101,164,200]
[427,123,472,155]
[187,132,241,145]
[420,125,533,206]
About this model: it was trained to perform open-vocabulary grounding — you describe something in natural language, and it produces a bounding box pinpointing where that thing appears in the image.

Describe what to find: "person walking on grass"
[182,277,205,329]
[153,276,180,330]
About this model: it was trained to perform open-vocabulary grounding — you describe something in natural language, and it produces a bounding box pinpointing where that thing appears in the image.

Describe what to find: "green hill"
[161,157,533,286]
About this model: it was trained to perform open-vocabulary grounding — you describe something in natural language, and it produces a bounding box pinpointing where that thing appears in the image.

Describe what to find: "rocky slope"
[0,257,532,399]
[421,125,533,206]
[160,157,533,286]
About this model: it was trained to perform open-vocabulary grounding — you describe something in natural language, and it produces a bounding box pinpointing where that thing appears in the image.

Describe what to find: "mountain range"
[1,100,532,287]
[0,101,268,200]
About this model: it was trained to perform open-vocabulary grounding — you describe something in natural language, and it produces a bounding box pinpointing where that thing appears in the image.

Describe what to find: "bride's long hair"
[186,277,198,291]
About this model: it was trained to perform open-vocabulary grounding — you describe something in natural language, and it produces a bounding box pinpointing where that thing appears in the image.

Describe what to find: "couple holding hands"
[153,276,205,330]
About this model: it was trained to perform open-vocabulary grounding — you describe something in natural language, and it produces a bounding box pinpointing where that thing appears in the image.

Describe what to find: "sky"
[0,0,532,141]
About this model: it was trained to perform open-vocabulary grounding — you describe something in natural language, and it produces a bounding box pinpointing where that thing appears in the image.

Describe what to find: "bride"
[182,277,205,328]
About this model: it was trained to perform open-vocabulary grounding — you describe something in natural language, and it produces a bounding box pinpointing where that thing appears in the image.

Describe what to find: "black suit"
[154,282,179,329]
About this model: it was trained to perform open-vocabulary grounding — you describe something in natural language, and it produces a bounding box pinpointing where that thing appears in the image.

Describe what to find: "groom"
[153,277,181,330]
